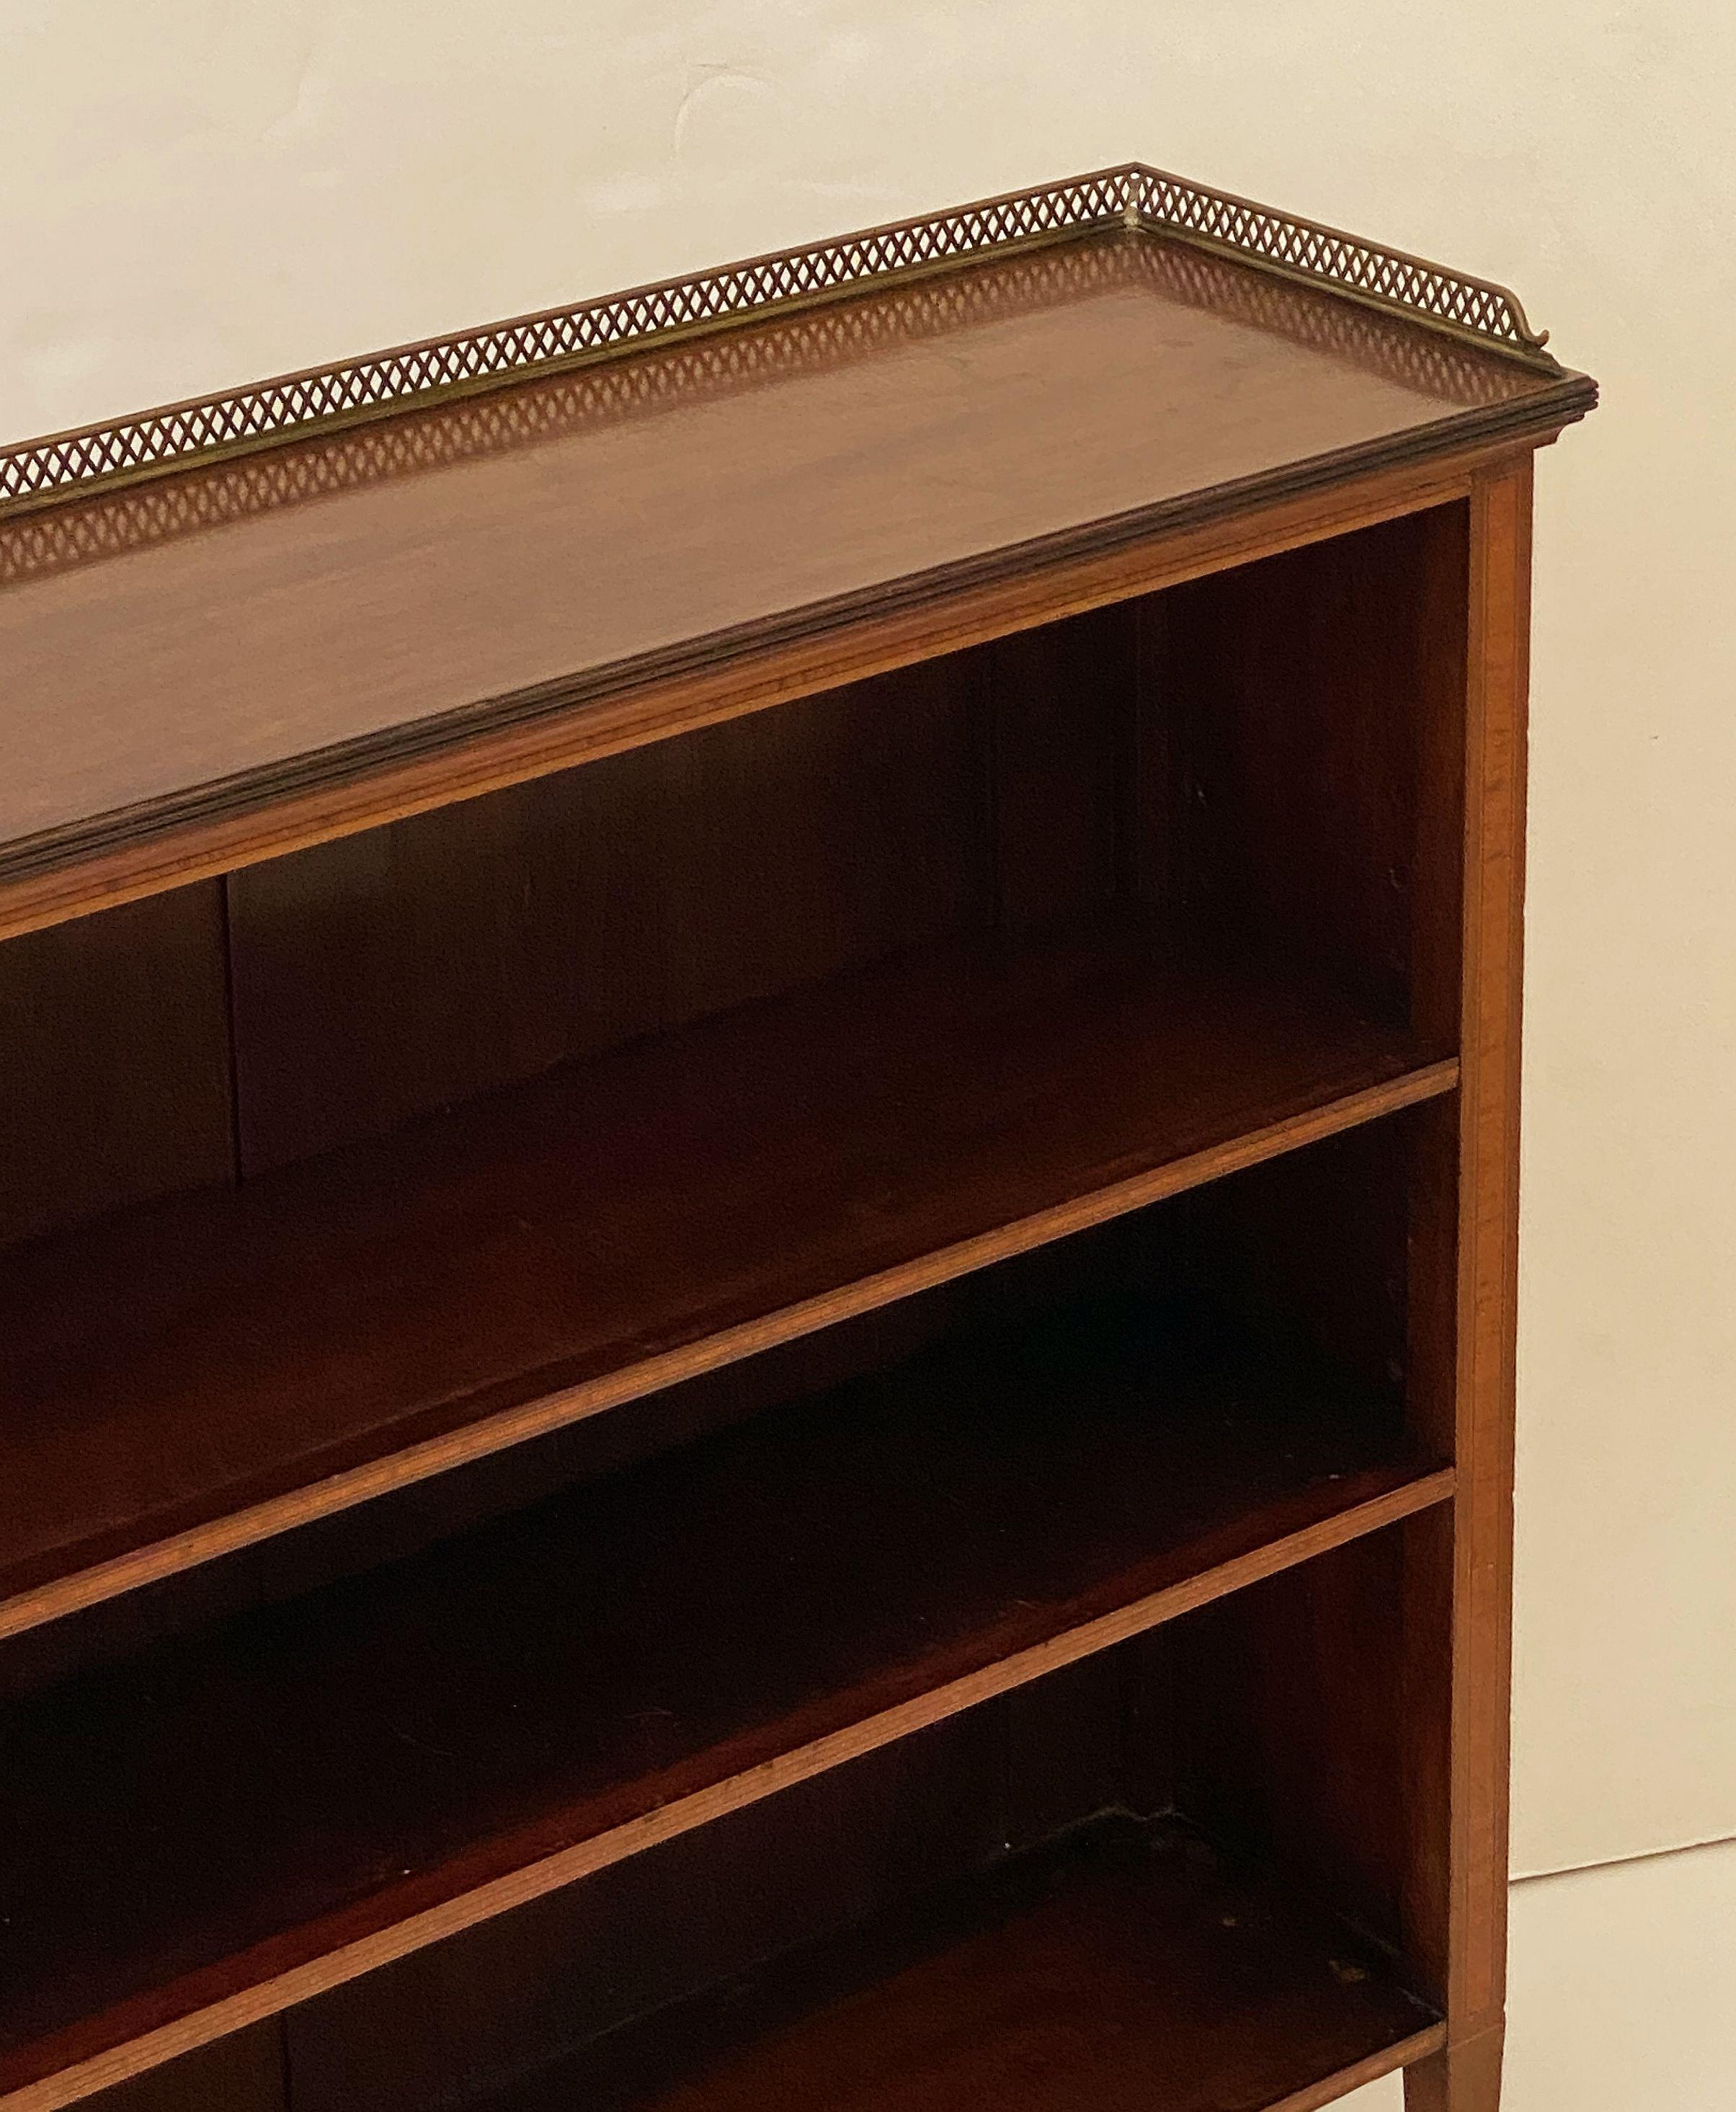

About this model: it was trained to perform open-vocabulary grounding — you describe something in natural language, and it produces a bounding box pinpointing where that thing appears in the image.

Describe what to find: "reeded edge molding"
[0,161,1559,519]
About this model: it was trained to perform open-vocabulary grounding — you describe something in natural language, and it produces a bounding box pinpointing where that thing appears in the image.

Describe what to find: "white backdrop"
[4,0,1732,1880]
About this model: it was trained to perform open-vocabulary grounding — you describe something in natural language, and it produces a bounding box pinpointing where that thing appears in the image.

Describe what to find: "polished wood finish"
[1396,463,1534,2112]
[0,923,1451,1639]
[0,235,1587,915]
[0,181,1588,2112]
[0,887,233,1249]
[0,1282,1450,2099]
[473,1817,1441,2112]
[0,160,1563,521]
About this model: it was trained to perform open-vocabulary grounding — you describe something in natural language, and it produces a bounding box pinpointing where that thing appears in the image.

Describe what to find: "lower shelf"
[481,1814,1444,2112]
[0,1288,1449,2104]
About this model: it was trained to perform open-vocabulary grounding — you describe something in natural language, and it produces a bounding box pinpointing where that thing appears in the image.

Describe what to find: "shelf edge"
[0,1054,1460,1642]
[1268,2024,1450,2112]
[0,1464,1456,2111]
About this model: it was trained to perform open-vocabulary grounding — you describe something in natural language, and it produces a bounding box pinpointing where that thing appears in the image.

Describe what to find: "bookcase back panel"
[0,884,233,1253]
[1149,502,1469,1023]
[224,655,990,1174]
[0,1122,1412,1702]
[1183,1107,1416,1406]
[223,604,1149,1179]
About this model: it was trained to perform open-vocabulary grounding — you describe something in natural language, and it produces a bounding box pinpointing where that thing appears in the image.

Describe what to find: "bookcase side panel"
[1402,459,1534,2101]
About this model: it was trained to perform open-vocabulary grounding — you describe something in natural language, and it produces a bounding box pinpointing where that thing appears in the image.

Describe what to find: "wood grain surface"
[0,200,1585,2110]
[224,655,997,1173]
[471,1816,1441,2112]
[0,232,1590,913]
[1395,462,1535,2112]
[1,1284,1451,2106]
[0,918,1454,1638]
[0,887,233,1249]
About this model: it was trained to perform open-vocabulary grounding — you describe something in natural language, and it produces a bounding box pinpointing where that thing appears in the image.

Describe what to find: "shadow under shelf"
[0,915,1454,1636]
[1,1281,1449,2098]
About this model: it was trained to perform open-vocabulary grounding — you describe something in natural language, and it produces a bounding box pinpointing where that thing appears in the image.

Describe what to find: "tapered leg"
[1405,2022,1505,2112]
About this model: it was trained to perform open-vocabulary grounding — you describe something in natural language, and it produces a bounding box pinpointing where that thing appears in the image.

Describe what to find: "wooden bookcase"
[0,168,1594,2112]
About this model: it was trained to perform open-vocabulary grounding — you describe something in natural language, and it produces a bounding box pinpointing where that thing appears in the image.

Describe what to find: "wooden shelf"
[0,919,1454,1636]
[478,1816,1445,2112]
[0,1288,1450,2098]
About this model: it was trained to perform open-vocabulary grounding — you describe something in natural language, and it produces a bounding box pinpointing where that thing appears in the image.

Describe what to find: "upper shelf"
[0,165,1593,919]
[0,918,1454,1638]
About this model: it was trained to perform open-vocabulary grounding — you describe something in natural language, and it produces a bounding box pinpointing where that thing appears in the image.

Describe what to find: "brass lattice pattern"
[1,238,1147,587]
[0,162,1555,518]
[1131,167,1547,354]
[1,235,1536,591]
[1129,239,1535,408]
[0,170,1134,515]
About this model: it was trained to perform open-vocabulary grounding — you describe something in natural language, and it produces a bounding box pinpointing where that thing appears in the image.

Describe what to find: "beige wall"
[3,2,1732,1880]
[1344,1839,1736,2110]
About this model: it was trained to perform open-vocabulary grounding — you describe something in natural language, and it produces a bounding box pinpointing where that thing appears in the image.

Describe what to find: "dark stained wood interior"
[6,507,1464,1225]
[0,1267,1448,2093]
[225,652,1001,1174]
[473,1816,1440,2112]
[0,887,233,1251]
[279,1636,1438,2112]
[0,531,1464,1638]
[1175,1529,1417,1962]
[282,1692,1104,2112]
[0,921,1451,1629]
[1153,505,1470,1020]
[0,1119,1421,1703]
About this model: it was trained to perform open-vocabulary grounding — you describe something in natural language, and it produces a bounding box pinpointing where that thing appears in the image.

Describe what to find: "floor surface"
[1340,1837,1736,2108]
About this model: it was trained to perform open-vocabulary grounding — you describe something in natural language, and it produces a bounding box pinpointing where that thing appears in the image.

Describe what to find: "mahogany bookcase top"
[0,165,1594,926]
